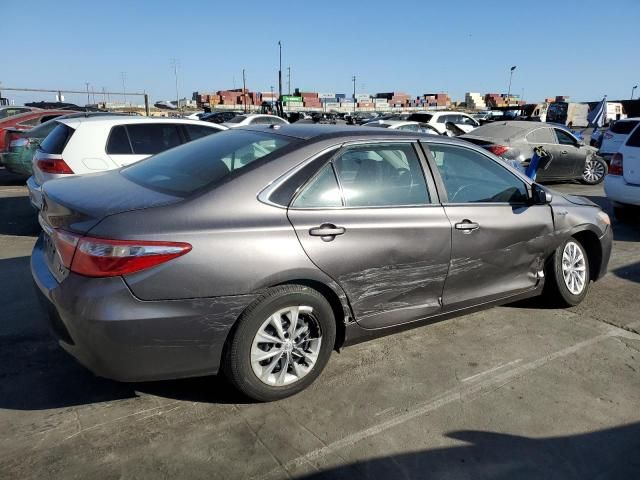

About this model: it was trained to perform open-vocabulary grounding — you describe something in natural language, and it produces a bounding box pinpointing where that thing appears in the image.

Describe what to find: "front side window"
[554,129,577,146]
[122,130,293,196]
[333,143,430,207]
[428,144,528,203]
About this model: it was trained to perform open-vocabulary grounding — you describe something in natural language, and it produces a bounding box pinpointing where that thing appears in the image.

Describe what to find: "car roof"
[235,124,465,145]
[57,116,225,128]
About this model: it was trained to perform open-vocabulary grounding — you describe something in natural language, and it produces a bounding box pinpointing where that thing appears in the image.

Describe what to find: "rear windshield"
[39,123,75,154]
[465,122,528,140]
[122,130,293,196]
[610,120,640,135]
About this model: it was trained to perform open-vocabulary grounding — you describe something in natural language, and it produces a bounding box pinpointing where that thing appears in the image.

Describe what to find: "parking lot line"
[256,330,625,480]
[460,358,523,383]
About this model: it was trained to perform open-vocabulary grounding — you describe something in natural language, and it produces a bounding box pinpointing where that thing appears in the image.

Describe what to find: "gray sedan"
[32,125,612,401]
[461,121,609,184]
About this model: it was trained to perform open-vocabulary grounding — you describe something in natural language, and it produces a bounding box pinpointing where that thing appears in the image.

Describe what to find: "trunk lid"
[41,170,183,234]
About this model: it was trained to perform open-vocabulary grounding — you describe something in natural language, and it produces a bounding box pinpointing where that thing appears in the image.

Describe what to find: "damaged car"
[32,125,612,401]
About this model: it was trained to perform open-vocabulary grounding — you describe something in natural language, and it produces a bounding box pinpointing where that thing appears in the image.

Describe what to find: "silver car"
[32,125,612,401]
[461,121,609,184]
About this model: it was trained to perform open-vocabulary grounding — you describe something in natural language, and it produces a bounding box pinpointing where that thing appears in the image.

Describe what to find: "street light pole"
[632,85,638,100]
[170,58,180,111]
[352,75,356,114]
[278,41,282,100]
[507,65,517,104]
[85,82,90,105]
[121,72,127,106]
[242,69,247,114]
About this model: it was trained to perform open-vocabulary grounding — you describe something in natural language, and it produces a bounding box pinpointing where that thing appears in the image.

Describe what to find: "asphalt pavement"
[0,169,639,479]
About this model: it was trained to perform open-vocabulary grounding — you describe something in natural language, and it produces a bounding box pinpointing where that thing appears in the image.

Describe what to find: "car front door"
[287,141,451,329]
[423,142,554,311]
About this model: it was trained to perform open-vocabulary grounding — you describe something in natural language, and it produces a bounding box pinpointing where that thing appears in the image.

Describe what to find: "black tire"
[542,237,590,307]
[581,156,607,185]
[223,285,336,402]
[613,206,637,223]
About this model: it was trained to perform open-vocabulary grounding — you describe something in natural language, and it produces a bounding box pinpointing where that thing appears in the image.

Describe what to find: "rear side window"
[292,164,342,208]
[526,128,555,144]
[611,120,640,135]
[184,124,219,141]
[39,124,75,154]
[122,130,293,196]
[106,125,132,154]
[127,124,182,154]
[626,125,640,147]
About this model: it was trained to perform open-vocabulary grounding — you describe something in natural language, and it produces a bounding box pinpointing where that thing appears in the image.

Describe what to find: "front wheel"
[581,156,607,185]
[542,238,590,307]
[223,285,336,402]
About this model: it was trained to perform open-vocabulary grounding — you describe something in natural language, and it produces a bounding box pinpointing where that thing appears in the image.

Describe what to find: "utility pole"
[278,41,282,100]
[242,69,247,114]
[91,86,96,104]
[170,58,180,110]
[287,66,291,95]
[121,72,127,106]
[507,65,517,104]
[102,87,106,104]
[85,82,90,105]
[632,85,638,100]
[352,75,356,114]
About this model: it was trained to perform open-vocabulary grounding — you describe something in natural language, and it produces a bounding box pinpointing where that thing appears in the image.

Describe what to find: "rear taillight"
[70,236,192,277]
[36,158,74,174]
[485,145,510,156]
[609,153,623,176]
[10,138,29,148]
[51,229,81,268]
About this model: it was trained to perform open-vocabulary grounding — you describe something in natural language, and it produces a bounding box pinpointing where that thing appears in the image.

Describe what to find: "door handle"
[560,150,568,155]
[309,223,346,241]
[455,220,479,233]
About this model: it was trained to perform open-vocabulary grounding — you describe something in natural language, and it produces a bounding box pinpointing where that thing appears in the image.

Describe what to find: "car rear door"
[423,141,554,310]
[106,123,183,166]
[546,128,584,178]
[287,141,451,329]
[622,125,640,185]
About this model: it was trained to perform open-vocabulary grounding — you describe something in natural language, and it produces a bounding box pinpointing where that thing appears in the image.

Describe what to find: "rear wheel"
[581,156,607,185]
[223,285,336,402]
[543,238,590,307]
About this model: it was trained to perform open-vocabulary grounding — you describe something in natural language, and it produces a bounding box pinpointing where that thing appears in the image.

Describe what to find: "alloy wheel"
[250,306,322,386]
[562,241,586,295]
[582,158,606,183]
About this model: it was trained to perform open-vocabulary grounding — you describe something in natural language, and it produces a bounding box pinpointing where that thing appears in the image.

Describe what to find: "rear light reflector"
[485,145,510,156]
[609,153,623,176]
[37,158,74,174]
[52,229,81,268]
[70,236,192,277]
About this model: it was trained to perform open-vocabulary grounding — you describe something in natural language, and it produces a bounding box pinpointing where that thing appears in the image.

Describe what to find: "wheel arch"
[571,228,604,281]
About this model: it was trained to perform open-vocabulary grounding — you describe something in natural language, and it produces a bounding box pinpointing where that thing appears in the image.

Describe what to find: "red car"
[0,110,74,160]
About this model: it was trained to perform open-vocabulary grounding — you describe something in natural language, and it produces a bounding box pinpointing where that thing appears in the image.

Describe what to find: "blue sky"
[3,0,639,104]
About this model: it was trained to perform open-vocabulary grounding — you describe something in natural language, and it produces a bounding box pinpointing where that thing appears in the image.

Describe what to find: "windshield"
[122,130,293,196]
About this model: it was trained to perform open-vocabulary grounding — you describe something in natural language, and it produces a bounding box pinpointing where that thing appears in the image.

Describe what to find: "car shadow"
[0,254,252,410]
[0,192,39,237]
[296,424,640,479]
[0,167,29,187]
[613,261,640,284]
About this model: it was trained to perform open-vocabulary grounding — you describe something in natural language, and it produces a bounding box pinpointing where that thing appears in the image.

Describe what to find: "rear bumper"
[26,176,43,210]
[31,235,256,382]
[604,175,640,207]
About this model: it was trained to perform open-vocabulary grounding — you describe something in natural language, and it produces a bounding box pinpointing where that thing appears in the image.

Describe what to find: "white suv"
[223,114,289,128]
[406,111,479,135]
[27,117,226,209]
[604,122,640,221]
[599,118,640,162]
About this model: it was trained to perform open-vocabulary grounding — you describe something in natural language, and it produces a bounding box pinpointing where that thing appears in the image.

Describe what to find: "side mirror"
[531,183,552,205]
